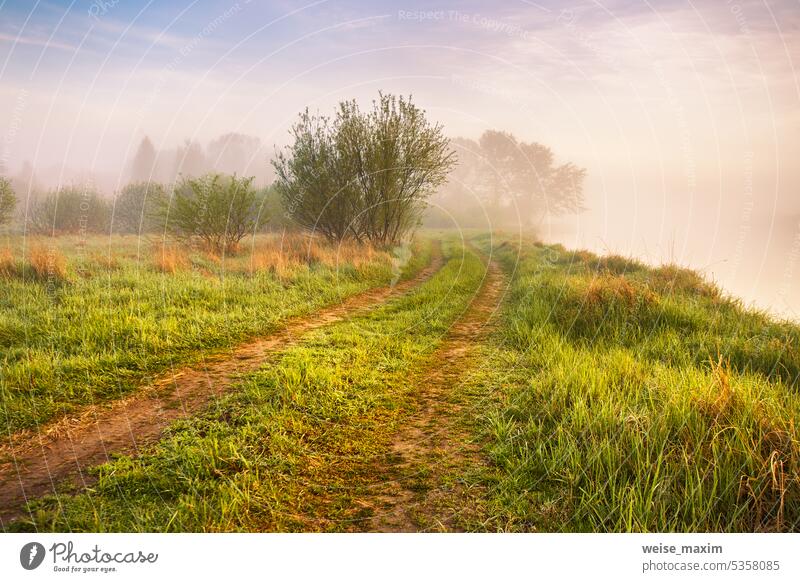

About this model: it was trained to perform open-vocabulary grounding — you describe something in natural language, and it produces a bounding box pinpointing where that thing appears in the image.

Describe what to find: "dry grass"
[246,234,389,276]
[0,247,17,278]
[584,273,656,308]
[92,252,121,271]
[152,243,189,273]
[28,245,68,282]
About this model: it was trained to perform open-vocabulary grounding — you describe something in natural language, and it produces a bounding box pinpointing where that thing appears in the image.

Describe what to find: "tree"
[273,109,361,243]
[274,93,455,245]
[0,177,17,227]
[207,133,262,177]
[160,173,261,253]
[130,137,157,183]
[173,140,207,181]
[31,186,111,234]
[113,182,166,234]
[436,130,585,228]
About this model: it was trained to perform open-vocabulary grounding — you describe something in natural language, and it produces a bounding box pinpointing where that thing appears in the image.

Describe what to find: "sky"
[0,0,798,316]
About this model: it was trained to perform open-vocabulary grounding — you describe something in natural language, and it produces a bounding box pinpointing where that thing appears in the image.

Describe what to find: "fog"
[1,0,798,318]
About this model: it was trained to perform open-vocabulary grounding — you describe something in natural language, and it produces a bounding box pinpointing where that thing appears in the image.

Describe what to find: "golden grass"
[245,234,390,276]
[29,245,68,282]
[584,273,656,308]
[0,247,16,278]
[92,252,120,271]
[152,243,189,273]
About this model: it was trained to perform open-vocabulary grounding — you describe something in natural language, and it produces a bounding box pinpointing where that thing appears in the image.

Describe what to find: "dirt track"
[366,256,506,532]
[0,244,443,526]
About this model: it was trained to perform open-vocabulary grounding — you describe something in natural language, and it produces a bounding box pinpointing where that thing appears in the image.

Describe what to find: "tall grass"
[470,234,800,532]
[0,234,422,435]
[12,238,485,532]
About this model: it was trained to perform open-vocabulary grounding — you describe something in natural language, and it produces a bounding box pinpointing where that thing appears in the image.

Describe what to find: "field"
[1,232,798,532]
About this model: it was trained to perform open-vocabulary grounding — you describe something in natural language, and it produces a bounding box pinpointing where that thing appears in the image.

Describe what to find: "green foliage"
[31,186,111,234]
[0,177,17,227]
[113,182,166,234]
[274,93,455,245]
[162,173,261,253]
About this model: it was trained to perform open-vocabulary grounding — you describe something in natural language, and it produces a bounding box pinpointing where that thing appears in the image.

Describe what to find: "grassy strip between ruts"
[11,237,486,532]
[455,233,800,532]
[0,236,431,436]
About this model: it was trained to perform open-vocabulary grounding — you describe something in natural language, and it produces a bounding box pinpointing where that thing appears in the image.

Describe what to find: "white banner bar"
[1,533,797,581]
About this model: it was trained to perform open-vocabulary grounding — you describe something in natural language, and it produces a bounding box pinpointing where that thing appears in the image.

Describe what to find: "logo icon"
[20,542,46,570]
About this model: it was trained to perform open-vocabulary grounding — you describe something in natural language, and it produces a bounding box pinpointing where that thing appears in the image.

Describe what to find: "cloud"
[0,31,77,52]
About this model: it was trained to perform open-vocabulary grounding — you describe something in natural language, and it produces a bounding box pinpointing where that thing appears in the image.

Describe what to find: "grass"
[12,238,486,532]
[5,230,798,533]
[461,234,800,532]
[0,233,426,435]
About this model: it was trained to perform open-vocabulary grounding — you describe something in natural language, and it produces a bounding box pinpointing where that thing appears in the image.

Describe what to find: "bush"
[274,93,455,245]
[160,173,261,254]
[0,178,17,227]
[113,182,166,234]
[31,186,111,234]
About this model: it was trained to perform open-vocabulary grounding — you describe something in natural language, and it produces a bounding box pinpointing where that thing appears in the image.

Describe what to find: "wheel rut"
[366,254,506,532]
[0,243,443,526]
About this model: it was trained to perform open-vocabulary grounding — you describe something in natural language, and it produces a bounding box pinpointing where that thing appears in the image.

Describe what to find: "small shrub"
[0,178,17,227]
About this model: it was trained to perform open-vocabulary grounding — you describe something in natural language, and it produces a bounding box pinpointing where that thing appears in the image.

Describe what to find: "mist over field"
[1,0,798,317]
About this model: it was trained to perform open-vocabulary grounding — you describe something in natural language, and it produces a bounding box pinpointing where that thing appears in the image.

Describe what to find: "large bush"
[113,182,166,234]
[160,173,261,253]
[31,186,111,234]
[274,93,455,245]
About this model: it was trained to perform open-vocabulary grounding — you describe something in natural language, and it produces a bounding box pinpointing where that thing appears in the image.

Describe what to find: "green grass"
[465,234,800,532]
[12,238,486,532]
[0,234,428,435]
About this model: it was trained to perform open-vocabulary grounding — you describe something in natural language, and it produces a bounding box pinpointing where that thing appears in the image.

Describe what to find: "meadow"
[463,233,799,532]
[2,231,798,532]
[10,237,485,531]
[0,234,416,436]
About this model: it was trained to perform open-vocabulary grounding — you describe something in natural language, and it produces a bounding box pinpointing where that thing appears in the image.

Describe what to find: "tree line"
[1,93,586,251]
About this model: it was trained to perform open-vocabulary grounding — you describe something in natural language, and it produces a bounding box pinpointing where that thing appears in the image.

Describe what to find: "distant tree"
[0,177,17,227]
[207,133,262,177]
[130,137,157,183]
[31,186,111,234]
[257,184,295,232]
[160,173,261,253]
[274,93,455,245]
[113,182,166,234]
[173,140,207,180]
[434,130,585,227]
